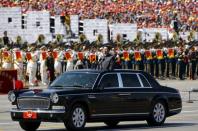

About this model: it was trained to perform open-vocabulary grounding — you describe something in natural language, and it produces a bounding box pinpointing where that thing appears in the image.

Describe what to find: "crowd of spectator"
[0,0,197,31]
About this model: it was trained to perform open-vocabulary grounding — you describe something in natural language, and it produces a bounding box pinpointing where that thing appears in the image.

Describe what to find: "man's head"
[3,31,7,36]
[103,46,110,56]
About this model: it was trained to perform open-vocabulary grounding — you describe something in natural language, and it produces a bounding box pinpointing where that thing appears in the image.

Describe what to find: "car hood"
[18,87,91,98]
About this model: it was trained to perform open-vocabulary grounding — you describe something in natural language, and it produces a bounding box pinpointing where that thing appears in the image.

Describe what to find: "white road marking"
[182,110,198,113]
[0,122,17,125]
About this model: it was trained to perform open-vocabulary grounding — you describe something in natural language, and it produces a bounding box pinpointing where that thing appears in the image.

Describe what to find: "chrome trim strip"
[59,92,180,96]
[169,108,182,112]
[137,74,144,87]
[10,108,65,114]
[91,73,100,89]
[91,112,149,117]
[117,73,123,88]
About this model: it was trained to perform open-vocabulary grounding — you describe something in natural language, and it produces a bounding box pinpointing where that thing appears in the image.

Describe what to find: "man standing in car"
[46,50,55,83]
[97,45,115,70]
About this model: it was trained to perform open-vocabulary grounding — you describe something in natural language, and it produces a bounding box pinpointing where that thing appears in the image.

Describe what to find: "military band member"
[65,49,75,71]
[13,48,24,81]
[134,48,143,70]
[196,47,198,77]
[189,47,197,80]
[145,49,153,74]
[167,48,176,79]
[39,46,48,85]
[89,48,98,69]
[122,48,131,69]
[2,47,12,69]
[113,47,122,69]
[74,51,84,69]
[26,47,38,86]
[150,48,156,77]
[178,48,185,80]
[156,49,165,79]
[53,48,63,76]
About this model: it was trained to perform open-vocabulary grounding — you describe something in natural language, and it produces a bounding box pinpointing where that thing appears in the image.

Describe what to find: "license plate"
[23,111,37,119]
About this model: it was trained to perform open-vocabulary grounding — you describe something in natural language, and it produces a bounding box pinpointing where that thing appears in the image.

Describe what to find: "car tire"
[19,121,41,131]
[104,121,119,127]
[147,101,167,126]
[64,104,87,131]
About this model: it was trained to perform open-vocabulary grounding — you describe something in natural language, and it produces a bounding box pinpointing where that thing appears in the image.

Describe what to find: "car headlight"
[50,93,59,103]
[8,91,16,102]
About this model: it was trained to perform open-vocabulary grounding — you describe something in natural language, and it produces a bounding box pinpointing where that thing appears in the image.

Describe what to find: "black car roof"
[67,69,146,74]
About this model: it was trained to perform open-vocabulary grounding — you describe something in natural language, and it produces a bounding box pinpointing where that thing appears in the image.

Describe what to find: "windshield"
[50,72,99,89]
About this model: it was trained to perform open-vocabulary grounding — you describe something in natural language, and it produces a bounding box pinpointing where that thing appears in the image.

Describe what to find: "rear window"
[121,74,141,87]
[139,74,150,87]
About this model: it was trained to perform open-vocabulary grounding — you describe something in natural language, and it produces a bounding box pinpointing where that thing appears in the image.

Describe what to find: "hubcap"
[72,107,85,128]
[153,103,165,123]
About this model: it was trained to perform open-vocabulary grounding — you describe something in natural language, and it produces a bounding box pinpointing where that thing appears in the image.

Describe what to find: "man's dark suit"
[46,55,55,83]
[97,54,115,70]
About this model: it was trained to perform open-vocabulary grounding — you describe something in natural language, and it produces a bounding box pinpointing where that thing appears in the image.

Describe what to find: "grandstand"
[0,0,197,44]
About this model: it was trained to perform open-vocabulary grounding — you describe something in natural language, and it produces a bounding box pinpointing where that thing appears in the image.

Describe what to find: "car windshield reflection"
[50,72,99,89]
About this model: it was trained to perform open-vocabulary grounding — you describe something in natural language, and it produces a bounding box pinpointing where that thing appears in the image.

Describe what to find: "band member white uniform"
[98,47,104,61]
[13,48,24,81]
[54,48,63,76]
[39,46,48,85]
[66,49,75,71]
[2,47,12,69]
[26,47,38,86]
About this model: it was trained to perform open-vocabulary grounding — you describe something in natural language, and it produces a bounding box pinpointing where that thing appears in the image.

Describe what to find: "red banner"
[65,52,71,60]
[168,48,174,58]
[89,54,96,63]
[156,49,163,59]
[77,52,84,61]
[15,51,22,60]
[3,51,9,58]
[145,50,152,60]
[123,51,130,61]
[41,52,47,60]
[26,52,32,61]
[52,51,58,59]
[134,51,141,61]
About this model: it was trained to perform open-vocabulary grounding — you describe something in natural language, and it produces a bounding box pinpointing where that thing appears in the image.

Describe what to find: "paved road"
[0,80,198,131]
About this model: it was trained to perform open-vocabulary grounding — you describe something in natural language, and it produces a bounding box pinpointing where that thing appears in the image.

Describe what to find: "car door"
[89,73,123,116]
[119,73,151,114]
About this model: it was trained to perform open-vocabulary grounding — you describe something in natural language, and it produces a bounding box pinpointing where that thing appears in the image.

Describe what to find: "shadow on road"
[37,122,197,131]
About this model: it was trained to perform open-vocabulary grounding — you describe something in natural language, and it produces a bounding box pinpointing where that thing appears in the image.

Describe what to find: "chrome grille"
[17,97,50,109]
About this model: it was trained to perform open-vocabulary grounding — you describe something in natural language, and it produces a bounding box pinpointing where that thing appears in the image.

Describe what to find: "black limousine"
[8,69,182,131]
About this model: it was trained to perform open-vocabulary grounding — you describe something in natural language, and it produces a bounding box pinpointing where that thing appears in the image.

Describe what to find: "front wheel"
[19,121,41,131]
[64,104,87,131]
[104,121,119,127]
[147,101,167,126]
